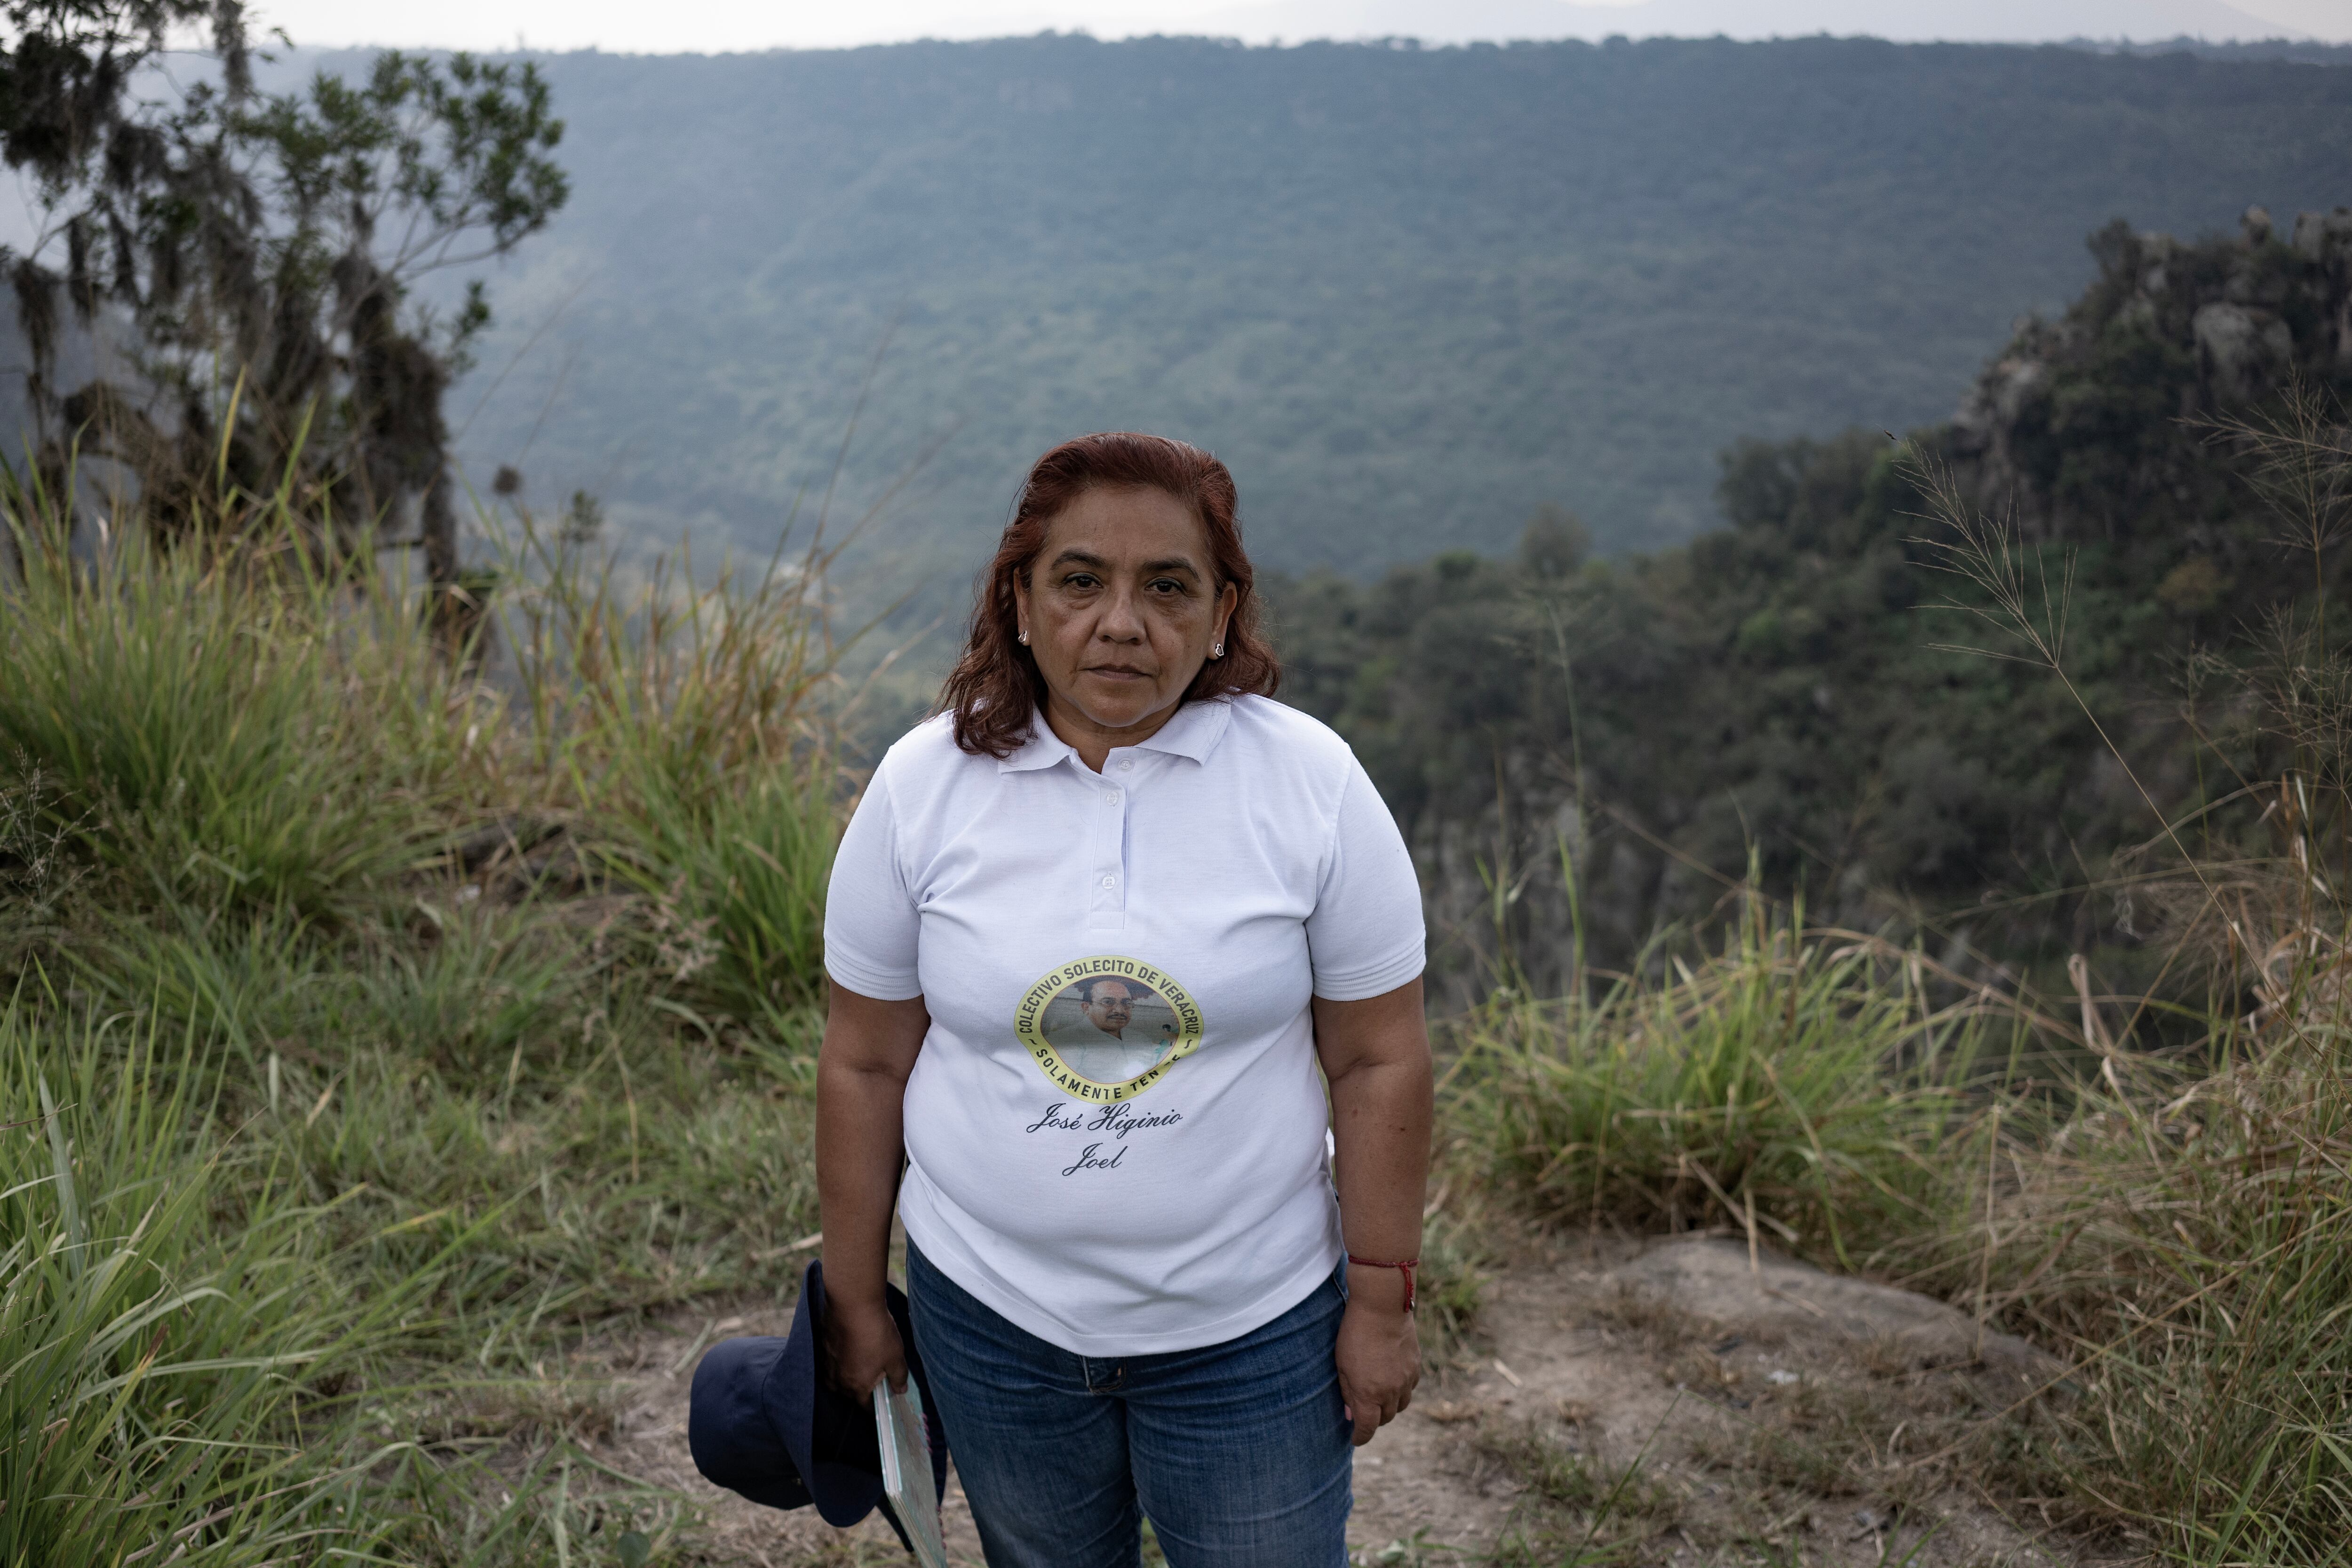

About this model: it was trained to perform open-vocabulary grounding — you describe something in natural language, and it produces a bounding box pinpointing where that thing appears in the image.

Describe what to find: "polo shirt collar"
[1134,697,1231,765]
[997,722,1076,773]
[996,698,1233,773]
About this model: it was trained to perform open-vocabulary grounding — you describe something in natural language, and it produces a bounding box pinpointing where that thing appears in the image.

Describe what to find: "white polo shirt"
[823,693,1426,1356]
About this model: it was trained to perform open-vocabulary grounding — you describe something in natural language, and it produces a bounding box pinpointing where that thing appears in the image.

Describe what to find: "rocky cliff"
[1953,204,2352,537]
[1274,206,2352,1005]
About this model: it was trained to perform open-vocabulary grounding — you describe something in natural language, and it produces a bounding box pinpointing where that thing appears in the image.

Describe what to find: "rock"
[2297,208,2352,366]
[1603,1236,2064,1393]
[2286,209,2352,272]
[1947,207,2352,531]
[2193,302,2294,406]
[1946,354,2045,460]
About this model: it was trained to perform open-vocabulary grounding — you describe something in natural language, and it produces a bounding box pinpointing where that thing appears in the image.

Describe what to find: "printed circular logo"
[1014,955,1203,1102]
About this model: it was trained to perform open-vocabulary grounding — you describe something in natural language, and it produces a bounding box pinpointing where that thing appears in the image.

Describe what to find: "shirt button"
[1100,874,1118,888]
[1117,760,1134,772]
[1103,789,1120,804]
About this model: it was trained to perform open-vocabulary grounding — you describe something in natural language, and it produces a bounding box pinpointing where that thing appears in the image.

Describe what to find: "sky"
[246,0,2349,54]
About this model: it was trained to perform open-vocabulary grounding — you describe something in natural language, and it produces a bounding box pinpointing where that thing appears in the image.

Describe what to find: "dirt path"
[587,1238,2101,1567]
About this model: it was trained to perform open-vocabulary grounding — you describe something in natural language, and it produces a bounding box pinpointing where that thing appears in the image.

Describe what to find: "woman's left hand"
[1335,1279,1421,1446]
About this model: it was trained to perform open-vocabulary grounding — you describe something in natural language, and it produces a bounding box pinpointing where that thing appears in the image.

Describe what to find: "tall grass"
[0,457,845,1020]
[1893,415,2352,1562]
[1442,400,2352,1561]
[0,1002,415,1566]
[0,965,699,1568]
[1451,894,2014,1267]
[0,502,468,918]
[1969,1027,2352,1560]
[0,462,847,1562]
[491,513,843,1019]
[601,756,837,1023]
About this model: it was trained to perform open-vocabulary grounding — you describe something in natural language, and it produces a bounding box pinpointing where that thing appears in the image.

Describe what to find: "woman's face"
[1013,485,1238,747]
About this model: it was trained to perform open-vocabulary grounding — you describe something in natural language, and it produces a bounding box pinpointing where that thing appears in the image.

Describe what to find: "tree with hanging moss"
[0,1,566,609]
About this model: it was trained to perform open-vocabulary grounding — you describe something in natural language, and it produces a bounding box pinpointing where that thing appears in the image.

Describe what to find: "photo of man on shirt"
[1041,976,1178,1085]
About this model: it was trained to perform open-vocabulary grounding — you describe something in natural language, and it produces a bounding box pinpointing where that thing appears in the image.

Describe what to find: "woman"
[817,432,1432,1568]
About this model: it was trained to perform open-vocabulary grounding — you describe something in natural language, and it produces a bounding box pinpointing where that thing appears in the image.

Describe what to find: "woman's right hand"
[823,1294,909,1401]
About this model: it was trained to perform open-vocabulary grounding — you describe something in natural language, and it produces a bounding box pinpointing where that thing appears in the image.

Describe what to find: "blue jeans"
[906,1242,1353,1568]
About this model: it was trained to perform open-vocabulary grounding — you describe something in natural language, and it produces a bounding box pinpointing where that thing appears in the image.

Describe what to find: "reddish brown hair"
[940,432,1279,758]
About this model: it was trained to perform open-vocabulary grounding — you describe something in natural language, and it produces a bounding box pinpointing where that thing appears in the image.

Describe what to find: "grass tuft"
[1448,895,2008,1267]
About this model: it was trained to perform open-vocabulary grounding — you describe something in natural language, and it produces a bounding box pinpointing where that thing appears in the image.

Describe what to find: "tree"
[0,1,566,613]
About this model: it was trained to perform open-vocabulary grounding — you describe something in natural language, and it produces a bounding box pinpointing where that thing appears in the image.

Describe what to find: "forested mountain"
[1271,207,2352,1004]
[1180,0,2323,47]
[428,34,2352,597]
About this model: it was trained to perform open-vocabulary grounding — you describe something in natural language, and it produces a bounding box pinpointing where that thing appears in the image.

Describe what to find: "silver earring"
[1017,629,1029,645]
[1211,642,1224,658]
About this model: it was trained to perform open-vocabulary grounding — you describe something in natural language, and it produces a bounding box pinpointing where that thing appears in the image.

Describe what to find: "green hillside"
[1272,204,2352,1007]
[435,34,2352,591]
[11,42,2352,1561]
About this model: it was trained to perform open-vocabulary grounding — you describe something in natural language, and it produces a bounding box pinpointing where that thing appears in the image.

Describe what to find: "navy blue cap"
[688,1260,949,1540]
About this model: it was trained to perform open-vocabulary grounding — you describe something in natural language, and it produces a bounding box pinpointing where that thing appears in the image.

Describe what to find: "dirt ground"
[583,1237,2105,1567]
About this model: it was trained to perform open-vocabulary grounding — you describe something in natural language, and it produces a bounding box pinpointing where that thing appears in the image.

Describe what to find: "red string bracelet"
[1346,1254,1419,1314]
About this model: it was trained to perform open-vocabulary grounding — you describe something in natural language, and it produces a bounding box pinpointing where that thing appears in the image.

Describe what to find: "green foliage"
[0,6,566,607]
[448,36,2352,586]
[606,758,837,1022]
[0,512,463,918]
[261,50,571,262]
[0,3,233,189]
[0,1004,401,1567]
[1272,437,2099,987]
[0,429,854,1558]
[1271,214,2352,1000]
[1442,386,2352,1563]
[61,891,828,1324]
[0,441,845,1008]
[491,513,846,1019]
[2044,1039,2352,1559]
[1450,899,1997,1267]
[19,936,820,1554]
